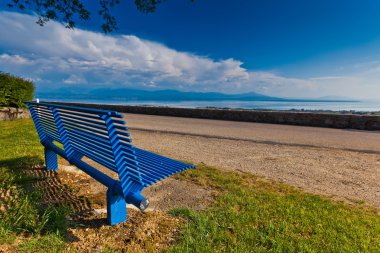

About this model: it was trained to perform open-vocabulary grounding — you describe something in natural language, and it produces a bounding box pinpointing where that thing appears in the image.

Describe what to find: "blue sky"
[1,1,380,99]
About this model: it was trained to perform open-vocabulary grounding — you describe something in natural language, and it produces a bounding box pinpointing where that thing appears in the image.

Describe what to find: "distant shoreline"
[37,97,359,103]
[36,98,380,114]
[46,101,380,130]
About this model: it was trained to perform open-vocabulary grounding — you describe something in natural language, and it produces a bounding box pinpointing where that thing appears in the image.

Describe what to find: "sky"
[1,0,380,99]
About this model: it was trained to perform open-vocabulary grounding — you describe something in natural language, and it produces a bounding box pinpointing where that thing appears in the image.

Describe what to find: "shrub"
[0,72,35,108]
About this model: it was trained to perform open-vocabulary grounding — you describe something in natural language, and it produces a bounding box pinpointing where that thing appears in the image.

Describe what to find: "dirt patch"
[23,166,92,215]
[0,187,17,212]
[65,209,182,253]
[142,177,214,211]
[0,243,15,253]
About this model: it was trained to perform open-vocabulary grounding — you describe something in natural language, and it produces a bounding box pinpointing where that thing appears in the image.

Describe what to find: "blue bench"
[26,101,195,225]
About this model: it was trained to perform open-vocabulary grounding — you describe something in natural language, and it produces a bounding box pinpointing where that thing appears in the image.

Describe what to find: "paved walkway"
[124,113,380,153]
[123,113,380,208]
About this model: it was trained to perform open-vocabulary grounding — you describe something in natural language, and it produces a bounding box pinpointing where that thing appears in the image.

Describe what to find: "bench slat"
[137,148,190,168]
[63,121,110,137]
[57,109,103,120]
[72,147,118,172]
[68,134,116,159]
[32,101,122,117]
[134,148,195,184]
[69,128,112,145]
[138,151,192,173]
[39,124,60,139]
[58,111,128,131]
[60,116,109,132]
[137,157,188,179]
[33,109,55,119]
[67,131,114,152]
[57,112,106,126]
[70,141,117,166]
[38,120,61,141]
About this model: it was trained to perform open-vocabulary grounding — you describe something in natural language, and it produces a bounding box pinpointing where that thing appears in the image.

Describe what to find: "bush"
[0,72,35,108]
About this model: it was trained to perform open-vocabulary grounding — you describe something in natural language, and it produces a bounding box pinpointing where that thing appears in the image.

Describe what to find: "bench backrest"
[27,101,145,193]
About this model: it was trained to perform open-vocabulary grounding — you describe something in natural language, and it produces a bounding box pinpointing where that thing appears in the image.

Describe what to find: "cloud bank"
[1,11,380,99]
[0,11,250,91]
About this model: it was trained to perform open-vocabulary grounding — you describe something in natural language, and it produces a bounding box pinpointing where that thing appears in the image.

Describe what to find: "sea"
[38,98,380,113]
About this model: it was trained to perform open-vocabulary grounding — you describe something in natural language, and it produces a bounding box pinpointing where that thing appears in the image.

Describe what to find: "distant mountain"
[36,87,359,102]
[37,88,285,102]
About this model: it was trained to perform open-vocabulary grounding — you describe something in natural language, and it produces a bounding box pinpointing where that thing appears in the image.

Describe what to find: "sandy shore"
[123,113,380,208]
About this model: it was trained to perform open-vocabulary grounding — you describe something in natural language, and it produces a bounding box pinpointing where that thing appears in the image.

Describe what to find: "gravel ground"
[123,113,380,209]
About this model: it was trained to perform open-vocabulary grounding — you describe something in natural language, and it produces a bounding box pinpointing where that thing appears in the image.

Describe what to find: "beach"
[124,113,380,208]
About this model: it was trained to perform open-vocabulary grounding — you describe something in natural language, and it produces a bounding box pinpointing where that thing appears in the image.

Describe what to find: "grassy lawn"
[0,119,69,252]
[1,118,380,252]
[172,167,380,252]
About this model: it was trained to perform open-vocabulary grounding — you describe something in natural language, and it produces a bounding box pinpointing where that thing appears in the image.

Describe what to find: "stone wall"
[50,102,380,131]
[0,107,31,121]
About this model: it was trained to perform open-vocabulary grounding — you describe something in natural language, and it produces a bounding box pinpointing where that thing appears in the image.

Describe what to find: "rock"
[0,107,30,121]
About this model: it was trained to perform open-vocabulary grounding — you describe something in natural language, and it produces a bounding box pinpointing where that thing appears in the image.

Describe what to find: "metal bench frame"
[26,101,195,225]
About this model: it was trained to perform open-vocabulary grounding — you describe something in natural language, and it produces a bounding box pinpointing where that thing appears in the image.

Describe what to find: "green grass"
[0,119,69,251]
[18,233,66,253]
[1,118,380,252]
[170,168,380,252]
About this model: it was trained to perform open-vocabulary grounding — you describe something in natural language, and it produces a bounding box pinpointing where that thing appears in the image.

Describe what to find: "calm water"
[39,98,380,112]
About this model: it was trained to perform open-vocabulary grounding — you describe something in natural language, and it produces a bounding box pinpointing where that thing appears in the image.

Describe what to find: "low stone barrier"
[48,102,380,131]
[0,107,30,121]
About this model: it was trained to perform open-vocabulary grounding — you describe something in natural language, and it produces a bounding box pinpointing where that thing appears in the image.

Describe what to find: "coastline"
[48,101,380,130]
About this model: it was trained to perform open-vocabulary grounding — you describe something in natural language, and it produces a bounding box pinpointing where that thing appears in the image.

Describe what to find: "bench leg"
[106,188,127,225]
[44,146,58,171]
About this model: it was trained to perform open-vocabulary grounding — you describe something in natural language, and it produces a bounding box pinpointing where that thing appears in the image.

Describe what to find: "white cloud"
[0,11,249,91]
[1,11,380,99]
[0,53,31,65]
[63,74,88,84]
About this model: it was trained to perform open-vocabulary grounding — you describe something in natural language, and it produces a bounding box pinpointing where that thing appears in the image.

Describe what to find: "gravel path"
[123,113,380,208]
